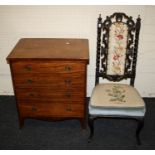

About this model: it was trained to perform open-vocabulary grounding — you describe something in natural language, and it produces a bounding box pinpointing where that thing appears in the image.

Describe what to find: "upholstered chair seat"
[89,83,146,117]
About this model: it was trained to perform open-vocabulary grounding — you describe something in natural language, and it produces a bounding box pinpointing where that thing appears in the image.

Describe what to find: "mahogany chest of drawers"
[7,38,89,128]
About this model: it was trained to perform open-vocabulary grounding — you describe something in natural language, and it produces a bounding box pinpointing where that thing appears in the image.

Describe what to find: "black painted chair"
[88,13,146,145]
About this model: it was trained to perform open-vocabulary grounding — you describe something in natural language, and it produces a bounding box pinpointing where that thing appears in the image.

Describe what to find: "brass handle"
[66,105,72,111]
[65,92,71,98]
[28,93,35,97]
[64,66,72,71]
[31,106,37,112]
[65,79,71,84]
[25,65,32,71]
[27,79,33,84]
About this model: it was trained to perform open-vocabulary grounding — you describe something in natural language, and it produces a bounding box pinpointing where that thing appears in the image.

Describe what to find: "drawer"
[18,103,84,117]
[15,88,85,102]
[11,61,85,74]
[13,73,85,88]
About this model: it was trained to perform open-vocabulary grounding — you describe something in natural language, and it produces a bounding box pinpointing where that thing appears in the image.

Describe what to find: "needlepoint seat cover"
[89,83,146,117]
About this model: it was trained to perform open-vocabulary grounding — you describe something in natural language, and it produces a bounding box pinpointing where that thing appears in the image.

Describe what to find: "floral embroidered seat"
[88,13,146,145]
[89,83,145,117]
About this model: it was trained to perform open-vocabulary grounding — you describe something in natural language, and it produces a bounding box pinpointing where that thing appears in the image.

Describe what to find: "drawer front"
[13,73,85,89]
[12,60,86,119]
[11,61,85,74]
[15,88,85,102]
[18,103,84,117]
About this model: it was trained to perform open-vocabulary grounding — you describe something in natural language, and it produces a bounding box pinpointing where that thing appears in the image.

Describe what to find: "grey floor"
[0,96,155,150]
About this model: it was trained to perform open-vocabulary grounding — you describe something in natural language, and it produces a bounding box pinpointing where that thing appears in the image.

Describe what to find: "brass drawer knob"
[27,79,33,84]
[32,106,37,112]
[28,93,35,97]
[65,92,71,98]
[64,66,72,71]
[64,79,71,84]
[24,65,32,71]
[66,105,72,111]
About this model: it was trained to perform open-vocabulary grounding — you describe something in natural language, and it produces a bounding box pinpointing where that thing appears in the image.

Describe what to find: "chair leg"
[136,118,144,145]
[88,115,94,142]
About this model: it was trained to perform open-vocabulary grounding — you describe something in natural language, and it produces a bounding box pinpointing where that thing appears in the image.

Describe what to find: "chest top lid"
[6,38,89,63]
